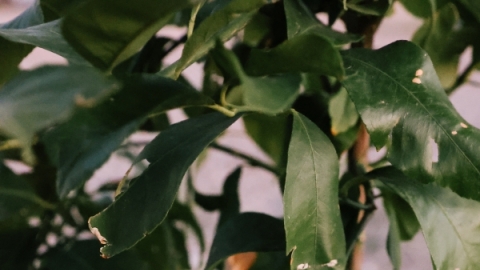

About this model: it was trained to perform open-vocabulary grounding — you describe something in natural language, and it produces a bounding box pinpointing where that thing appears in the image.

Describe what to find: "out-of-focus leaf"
[43,74,214,198]
[169,201,205,252]
[386,220,402,270]
[370,167,480,270]
[174,0,267,77]
[284,0,359,45]
[454,0,480,22]
[284,111,346,269]
[62,0,194,71]
[342,40,480,201]
[383,190,420,241]
[243,113,289,166]
[0,66,116,163]
[244,12,271,46]
[205,212,285,270]
[88,113,241,258]
[346,0,393,16]
[399,0,438,18]
[212,44,302,115]
[41,240,150,270]
[0,228,38,269]
[246,34,344,78]
[412,4,468,88]
[328,88,359,136]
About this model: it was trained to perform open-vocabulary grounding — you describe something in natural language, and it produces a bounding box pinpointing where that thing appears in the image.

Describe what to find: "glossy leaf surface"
[88,113,240,257]
[43,74,215,198]
[206,212,285,270]
[62,0,194,71]
[342,41,480,200]
[284,111,345,269]
[174,0,267,77]
[370,167,480,270]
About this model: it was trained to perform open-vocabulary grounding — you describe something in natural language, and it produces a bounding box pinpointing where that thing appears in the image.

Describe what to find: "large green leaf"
[341,41,480,201]
[284,111,346,270]
[174,0,267,77]
[370,167,480,270]
[246,34,344,78]
[206,212,286,270]
[62,0,194,71]
[283,0,359,45]
[0,66,116,163]
[43,74,214,198]
[88,112,241,257]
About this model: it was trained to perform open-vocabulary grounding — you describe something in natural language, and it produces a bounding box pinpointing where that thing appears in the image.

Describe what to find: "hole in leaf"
[429,138,439,163]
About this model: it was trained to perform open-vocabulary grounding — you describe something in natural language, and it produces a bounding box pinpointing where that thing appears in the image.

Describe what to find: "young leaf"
[43,74,215,198]
[284,111,346,269]
[0,66,117,163]
[88,112,241,258]
[174,0,267,77]
[206,212,285,270]
[341,40,480,201]
[246,34,344,78]
[62,0,194,71]
[370,167,480,270]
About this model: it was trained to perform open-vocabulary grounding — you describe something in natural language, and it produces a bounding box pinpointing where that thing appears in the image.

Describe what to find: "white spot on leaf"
[297,263,310,269]
[452,131,458,135]
[90,227,107,244]
[460,122,468,128]
[429,138,439,163]
[412,78,422,84]
[321,259,338,268]
[415,69,423,76]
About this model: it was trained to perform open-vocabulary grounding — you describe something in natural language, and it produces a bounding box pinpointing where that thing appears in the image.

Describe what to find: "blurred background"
[2,0,480,269]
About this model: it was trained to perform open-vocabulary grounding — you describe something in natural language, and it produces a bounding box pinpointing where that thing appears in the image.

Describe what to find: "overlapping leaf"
[174,0,267,77]
[88,113,241,257]
[370,167,480,270]
[62,0,195,71]
[43,74,214,198]
[284,111,346,270]
[342,41,480,200]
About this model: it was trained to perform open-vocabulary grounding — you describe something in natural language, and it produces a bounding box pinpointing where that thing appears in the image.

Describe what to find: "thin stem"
[0,139,21,151]
[210,143,281,177]
[188,0,206,38]
[207,104,237,117]
[446,61,479,95]
[340,197,375,210]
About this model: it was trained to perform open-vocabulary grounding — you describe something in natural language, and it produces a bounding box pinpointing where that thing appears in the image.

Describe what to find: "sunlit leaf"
[88,112,241,257]
[284,111,346,270]
[342,40,480,200]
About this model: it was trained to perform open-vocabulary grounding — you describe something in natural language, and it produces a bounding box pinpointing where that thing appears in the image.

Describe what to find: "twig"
[446,61,479,95]
[210,143,281,177]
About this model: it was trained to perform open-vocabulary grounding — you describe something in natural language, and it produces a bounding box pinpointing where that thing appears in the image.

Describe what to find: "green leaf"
[328,88,359,136]
[0,66,116,163]
[88,112,241,258]
[43,74,215,198]
[346,0,393,16]
[246,34,344,78]
[412,3,468,88]
[386,222,402,270]
[168,201,205,252]
[284,111,346,269]
[370,167,480,270]
[399,0,436,18]
[0,20,90,66]
[453,0,480,22]
[243,113,289,166]
[283,0,359,45]
[174,0,267,77]
[62,0,194,71]
[341,40,480,201]
[205,212,286,270]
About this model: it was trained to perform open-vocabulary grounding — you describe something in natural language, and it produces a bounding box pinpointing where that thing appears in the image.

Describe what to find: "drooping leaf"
[205,212,286,270]
[342,40,480,201]
[62,0,195,71]
[88,112,241,258]
[174,0,267,77]
[284,111,346,269]
[370,167,480,270]
[243,113,289,166]
[283,0,359,45]
[346,0,393,16]
[42,74,215,198]
[0,66,116,163]
[246,34,344,78]
[328,88,359,136]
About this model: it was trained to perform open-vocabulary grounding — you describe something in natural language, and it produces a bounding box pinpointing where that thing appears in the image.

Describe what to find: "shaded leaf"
[284,111,346,269]
[346,0,393,16]
[399,0,436,18]
[0,66,116,163]
[283,0,359,45]
[43,74,214,198]
[88,112,241,257]
[62,0,194,71]
[370,167,480,270]
[383,190,420,241]
[341,40,480,200]
[246,34,344,78]
[169,201,205,252]
[206,212,285,270]
[328,88,359,136]
[454,0,480,22]
[0,228,38,269]
[174,0,267,77]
